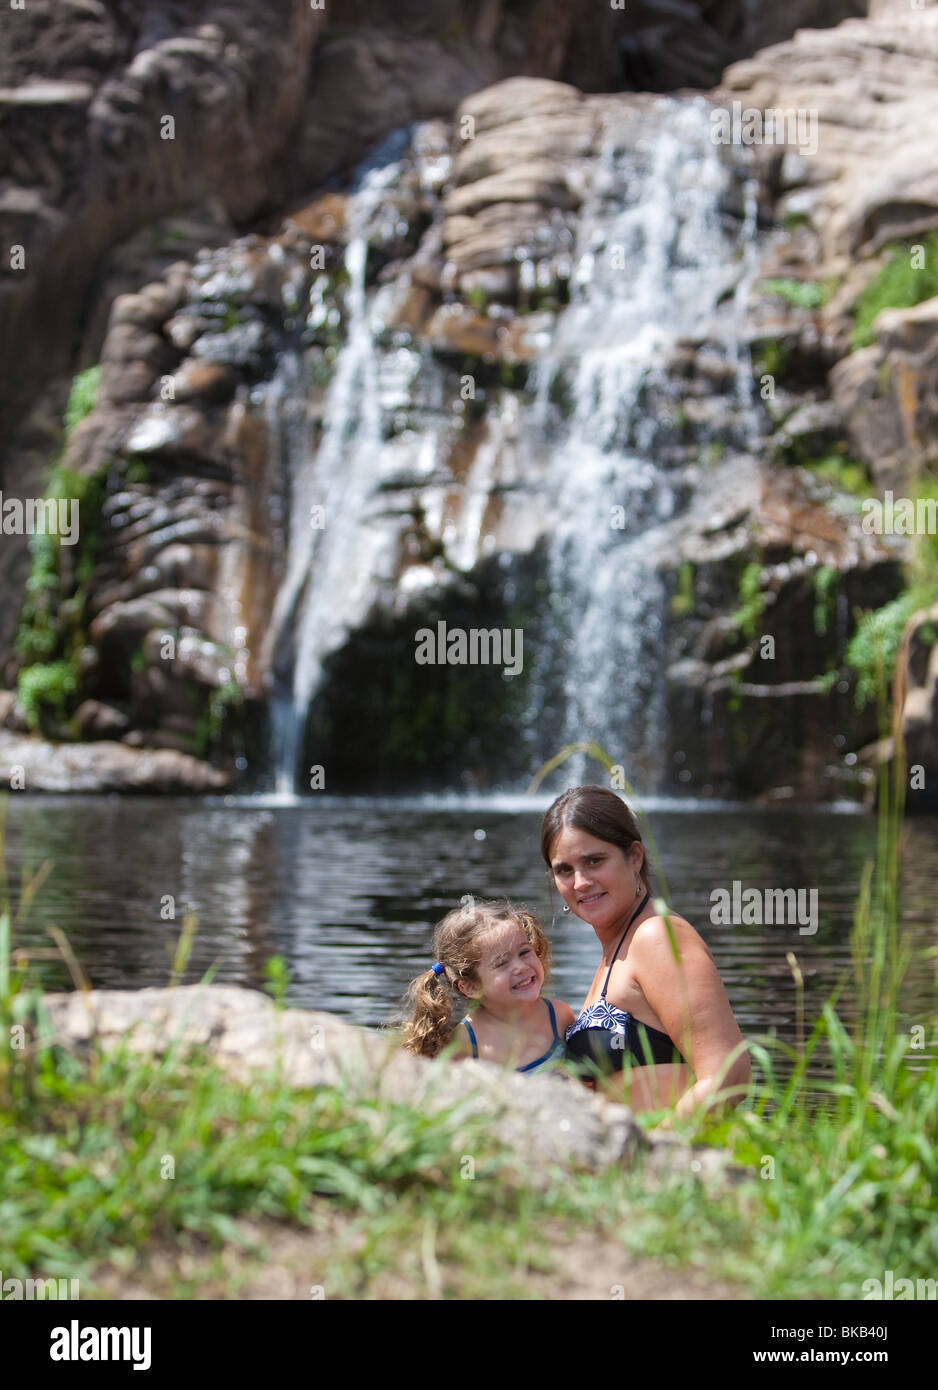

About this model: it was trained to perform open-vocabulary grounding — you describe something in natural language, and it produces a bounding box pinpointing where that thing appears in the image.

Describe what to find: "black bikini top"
[564,892,685,1073]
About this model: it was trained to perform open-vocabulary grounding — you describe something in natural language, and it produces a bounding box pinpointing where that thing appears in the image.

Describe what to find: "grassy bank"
[1,769,936,1299]
[0,1017,934,1299]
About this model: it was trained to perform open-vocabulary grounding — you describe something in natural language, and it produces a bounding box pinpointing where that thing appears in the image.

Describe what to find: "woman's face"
[548,826,644,933]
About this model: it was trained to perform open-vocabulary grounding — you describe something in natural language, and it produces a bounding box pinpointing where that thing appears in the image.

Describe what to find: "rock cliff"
[4,0,937,801]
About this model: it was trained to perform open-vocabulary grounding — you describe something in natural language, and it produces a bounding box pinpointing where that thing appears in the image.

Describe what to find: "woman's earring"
[562,904,571,913]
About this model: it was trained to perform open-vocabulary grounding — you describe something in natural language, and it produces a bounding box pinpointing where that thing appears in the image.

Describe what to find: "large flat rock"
[38,983,744,1186]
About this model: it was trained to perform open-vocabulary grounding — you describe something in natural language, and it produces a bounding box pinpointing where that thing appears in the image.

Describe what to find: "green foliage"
[816,668,838,696]
[263,954,290,1009]
[2,734,937,1299]
[812,565,839,637]
[125,460,149,486]
[804,452,871,497]
[844,477,938,707]
[465,287,489,312]
[731,561,767,639]
[670,561,695,618]
[16,661,77,730]
[14,533,60,662]
[851,232,938,350]
[783,211,811,233]
[845,586,932,710]
[13,460,110,731]
[62,366,102,443]
[499,360,527,389]
[195,669,245,758]
[759,277,837,310]
[14,467,100,664]
[755,339,790,382]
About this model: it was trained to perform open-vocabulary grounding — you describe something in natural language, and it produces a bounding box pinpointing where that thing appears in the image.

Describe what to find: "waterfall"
[265,97,757,795]
[522,96,758,788]
[266,131,419,795]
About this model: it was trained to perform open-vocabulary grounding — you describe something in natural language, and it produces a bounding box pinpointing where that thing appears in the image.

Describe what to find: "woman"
[542,785,751,1117]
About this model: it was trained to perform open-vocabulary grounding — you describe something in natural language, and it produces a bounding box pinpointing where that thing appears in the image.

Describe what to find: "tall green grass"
[1,710,936,1299]
[527,723,938,1296]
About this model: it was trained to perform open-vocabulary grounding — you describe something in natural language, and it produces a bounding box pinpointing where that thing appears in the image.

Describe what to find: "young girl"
[402,897,575,1072]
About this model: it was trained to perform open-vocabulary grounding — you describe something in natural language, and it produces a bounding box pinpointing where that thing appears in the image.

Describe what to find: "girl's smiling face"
[549,826,644,930]
[459,924,545,1011]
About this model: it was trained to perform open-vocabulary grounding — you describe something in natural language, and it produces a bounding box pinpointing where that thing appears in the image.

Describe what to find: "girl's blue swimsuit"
[461,998,566,1073]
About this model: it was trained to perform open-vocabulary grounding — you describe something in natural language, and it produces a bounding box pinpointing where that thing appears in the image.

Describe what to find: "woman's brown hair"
[402,899,551,1059]
[540,785,652,892]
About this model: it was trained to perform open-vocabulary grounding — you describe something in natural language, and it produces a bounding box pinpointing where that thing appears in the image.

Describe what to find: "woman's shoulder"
[631,908,714,963]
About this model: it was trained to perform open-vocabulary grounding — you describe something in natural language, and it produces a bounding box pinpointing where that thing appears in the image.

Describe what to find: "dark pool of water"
[3,794,936,1080]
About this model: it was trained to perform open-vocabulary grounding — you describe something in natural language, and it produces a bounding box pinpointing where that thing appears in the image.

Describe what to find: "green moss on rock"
[851,232,938,350]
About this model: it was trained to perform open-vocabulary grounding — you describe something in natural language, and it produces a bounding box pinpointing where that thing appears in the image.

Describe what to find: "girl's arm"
[449,1015,478,1061]
[553,999,577,1032]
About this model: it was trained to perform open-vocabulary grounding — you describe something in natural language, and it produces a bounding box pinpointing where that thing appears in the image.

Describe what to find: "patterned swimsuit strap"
[599,890,650,1000]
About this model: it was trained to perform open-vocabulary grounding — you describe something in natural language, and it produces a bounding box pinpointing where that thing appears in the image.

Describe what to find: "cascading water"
[521,96,759,788]
[265,97,758,795]
[266,132,424,795]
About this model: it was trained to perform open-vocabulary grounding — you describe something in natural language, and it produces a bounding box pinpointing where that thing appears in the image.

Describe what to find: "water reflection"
[5,797,937,1083]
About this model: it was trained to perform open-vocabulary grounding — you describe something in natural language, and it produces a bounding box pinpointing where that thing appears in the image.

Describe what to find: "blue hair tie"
[431,962,445,976]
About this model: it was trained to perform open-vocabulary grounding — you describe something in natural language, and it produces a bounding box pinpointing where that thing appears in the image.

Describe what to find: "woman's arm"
[628,912,752,1116]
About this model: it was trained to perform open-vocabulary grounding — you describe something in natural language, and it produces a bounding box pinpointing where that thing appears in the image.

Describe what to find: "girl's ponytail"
[402,966,459,1058]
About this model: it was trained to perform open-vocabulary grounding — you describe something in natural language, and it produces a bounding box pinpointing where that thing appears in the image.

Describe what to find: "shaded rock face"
[830,298,938,495]
[0,0,870,451]
[900,601,938,811]
[11,1,938,800]
[715,3,938,799]
[667,467,902,801]
[0,0,323,444]
[2,61,909,799]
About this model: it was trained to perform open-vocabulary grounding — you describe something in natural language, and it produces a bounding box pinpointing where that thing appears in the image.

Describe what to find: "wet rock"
[165,312,213,354]
[89,590,212,653]
[0,690,18,728]
[0,730,230,792]
[0,0,323,444]
[720,8,938,260]
[170,359,238,404]
[73,699,130,739]
[124,405,216,461]
[829,296,938,492]
[424,303,500,358]
[667,463,903,799]
[440,80,590,303]
[283,193,349,246]
[110,281,187,332]
[100,360,160,406]
[190,318,272,372]
[772,400,845,461]
[154,628,233,689]
[899,600,938,811]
